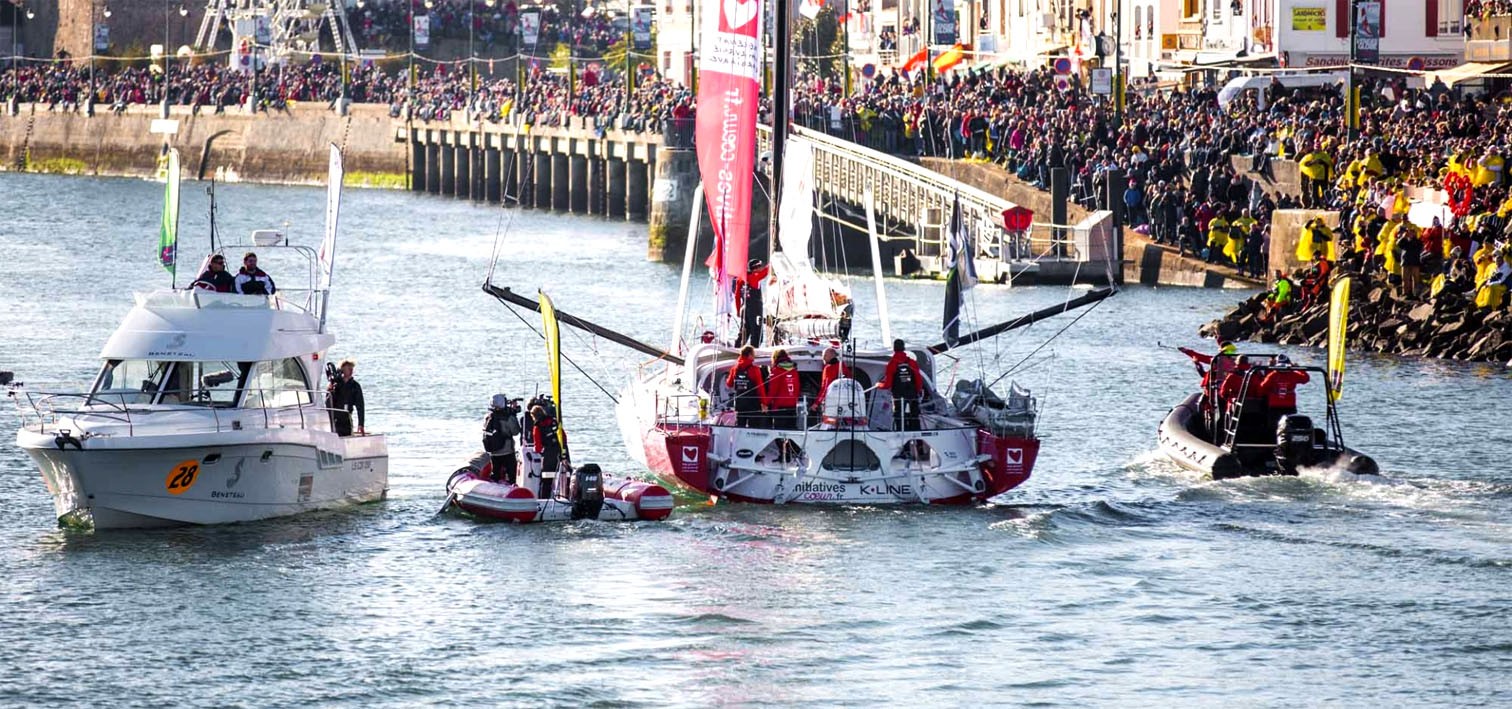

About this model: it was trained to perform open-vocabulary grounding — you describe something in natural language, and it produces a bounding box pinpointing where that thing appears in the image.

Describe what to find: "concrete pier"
[607,158,627,219]
[551,152,569,212]
[454,142,470,200]
[569,155,588,214]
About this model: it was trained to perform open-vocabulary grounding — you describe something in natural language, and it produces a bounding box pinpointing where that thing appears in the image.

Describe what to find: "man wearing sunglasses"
[193,255,236,293]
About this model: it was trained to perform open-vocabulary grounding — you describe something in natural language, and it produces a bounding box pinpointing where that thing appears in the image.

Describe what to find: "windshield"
[93,360,248,407]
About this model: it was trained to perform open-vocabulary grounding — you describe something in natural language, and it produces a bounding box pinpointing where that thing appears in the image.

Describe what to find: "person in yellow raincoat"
[1299,147,1335,207]
[1475,250,1510,309]
[1475,150,1504,187]
[1378,213,1417,278]
[1473,243,1497,286]
[1206,212,1232,264]
[1297,217,1335,262]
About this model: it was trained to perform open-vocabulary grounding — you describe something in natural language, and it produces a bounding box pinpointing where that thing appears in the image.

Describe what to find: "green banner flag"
[158,148,181,275]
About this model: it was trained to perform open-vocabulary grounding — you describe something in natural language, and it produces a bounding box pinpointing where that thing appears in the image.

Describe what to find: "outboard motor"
[1274,414,1317,475]
[566,463,605,520]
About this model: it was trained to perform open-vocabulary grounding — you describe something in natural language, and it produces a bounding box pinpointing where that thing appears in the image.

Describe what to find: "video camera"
[325,362,340,386]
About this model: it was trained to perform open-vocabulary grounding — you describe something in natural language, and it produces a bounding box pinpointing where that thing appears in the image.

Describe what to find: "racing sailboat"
[486,0,1113,504]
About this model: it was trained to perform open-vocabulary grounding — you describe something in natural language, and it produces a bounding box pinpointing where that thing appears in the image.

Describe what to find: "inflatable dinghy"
[445,452,674,523]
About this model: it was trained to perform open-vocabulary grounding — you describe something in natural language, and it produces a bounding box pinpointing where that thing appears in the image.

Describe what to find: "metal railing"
[12,386,351,439]
[662,117,695,149]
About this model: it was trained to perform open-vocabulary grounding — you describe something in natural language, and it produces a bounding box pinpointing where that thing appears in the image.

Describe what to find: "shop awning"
[1427,61,1512,88]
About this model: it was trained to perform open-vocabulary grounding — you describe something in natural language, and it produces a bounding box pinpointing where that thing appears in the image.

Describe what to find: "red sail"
[695,0,763,280]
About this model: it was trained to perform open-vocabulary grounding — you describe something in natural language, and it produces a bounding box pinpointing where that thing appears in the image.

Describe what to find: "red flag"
[901,48,928,73]
[696,0,762,281]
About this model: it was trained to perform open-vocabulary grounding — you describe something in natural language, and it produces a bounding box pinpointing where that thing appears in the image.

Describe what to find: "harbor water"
[1,174,1509,706]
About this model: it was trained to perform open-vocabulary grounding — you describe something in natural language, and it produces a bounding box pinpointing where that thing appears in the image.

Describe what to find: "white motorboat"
[12,145,388,529]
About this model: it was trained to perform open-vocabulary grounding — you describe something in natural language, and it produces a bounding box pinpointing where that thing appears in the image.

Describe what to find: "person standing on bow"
[327,360,365,437]
[764,349,801,430]
[725,345,767,428]
[879,339,923,431]
[482,394,521,484]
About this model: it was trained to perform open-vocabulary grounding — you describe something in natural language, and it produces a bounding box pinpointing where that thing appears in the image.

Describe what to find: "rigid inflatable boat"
[440,291,674,523]
[445,451,673,523]
[1157,356,1378,480]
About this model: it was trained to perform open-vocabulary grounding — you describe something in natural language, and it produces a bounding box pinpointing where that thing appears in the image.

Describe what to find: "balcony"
[1466,13,1512,62]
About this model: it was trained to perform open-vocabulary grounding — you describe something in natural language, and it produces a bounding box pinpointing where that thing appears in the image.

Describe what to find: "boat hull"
[639,422,1036,505]
[1158,393,1378,479]
[17,430,389,529]
[444,458,673,523]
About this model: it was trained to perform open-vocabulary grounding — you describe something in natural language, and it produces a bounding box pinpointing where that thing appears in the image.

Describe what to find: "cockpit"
[92,357,316,409]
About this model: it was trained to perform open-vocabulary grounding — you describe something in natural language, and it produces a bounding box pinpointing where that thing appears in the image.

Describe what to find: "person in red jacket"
[1259,356,1310,419]
[725,345,766,428]
[879,339,924,431]
[765,349,802,429]
[814,346,852,410]
[531,404,566,476]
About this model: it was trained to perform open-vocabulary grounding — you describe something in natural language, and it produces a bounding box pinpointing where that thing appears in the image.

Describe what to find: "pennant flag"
[158,148,181,275]
[318,144,343,290]
[539,290,568,452]
[1327,276,1352,402]
[696,0,762,284]
[942,194,977,345]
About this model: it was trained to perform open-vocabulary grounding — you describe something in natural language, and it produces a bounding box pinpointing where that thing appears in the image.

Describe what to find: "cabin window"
[241,358,312,409]
[160,361,246,406]
[94,359,174,404]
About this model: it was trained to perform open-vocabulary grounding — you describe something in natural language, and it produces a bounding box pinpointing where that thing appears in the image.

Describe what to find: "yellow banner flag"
[539,290,567,451]
[1327,276,1351,402]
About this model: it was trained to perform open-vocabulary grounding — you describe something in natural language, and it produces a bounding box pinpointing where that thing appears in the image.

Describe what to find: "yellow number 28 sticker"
[165,460,201,495]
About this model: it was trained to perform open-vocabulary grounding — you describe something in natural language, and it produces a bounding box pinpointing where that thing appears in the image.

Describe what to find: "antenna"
[206,180,219,254]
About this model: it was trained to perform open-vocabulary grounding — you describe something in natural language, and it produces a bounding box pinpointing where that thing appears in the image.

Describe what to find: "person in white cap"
[482,394,522,484]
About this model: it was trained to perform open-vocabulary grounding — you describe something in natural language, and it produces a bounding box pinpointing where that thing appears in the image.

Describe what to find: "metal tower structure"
[194,0,360,57]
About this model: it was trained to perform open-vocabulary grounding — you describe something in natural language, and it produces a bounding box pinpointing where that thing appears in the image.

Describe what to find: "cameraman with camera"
[483,394,522,484]
[326,360,365,437]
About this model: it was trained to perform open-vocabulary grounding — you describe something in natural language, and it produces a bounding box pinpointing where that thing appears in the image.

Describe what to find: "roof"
[99,290,334,362]
[1426,61,1512,88]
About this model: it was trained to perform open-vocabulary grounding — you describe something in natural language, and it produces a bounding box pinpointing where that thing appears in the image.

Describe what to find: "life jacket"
[534,416,560,452]
[888,354,920,399]
[727,359,763,412]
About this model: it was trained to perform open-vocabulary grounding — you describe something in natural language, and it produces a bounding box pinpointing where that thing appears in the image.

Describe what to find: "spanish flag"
[932,45,966,74]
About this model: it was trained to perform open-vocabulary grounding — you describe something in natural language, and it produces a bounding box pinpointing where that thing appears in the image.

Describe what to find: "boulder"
[1407,302,1435,322]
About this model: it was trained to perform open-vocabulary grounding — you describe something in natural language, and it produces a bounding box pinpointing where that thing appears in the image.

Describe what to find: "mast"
[769,0,791,258]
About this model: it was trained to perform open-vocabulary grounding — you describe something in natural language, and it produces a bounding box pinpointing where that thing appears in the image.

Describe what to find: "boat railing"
[12,385,352,439]
[653,391,705,426]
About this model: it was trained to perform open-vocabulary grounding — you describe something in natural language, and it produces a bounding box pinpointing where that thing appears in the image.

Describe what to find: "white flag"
[319,143,343,289]
[799,0,823,19]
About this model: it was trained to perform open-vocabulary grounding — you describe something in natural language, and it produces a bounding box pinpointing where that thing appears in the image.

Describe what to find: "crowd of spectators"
[6,52,1512,310]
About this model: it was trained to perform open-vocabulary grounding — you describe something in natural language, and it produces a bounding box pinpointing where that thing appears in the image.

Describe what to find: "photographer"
[482,394,522,485]
[326,360,365,437]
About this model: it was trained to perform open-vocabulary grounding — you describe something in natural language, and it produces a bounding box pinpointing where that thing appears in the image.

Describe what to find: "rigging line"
[494,296,622,404]
[984,295,1106,392]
